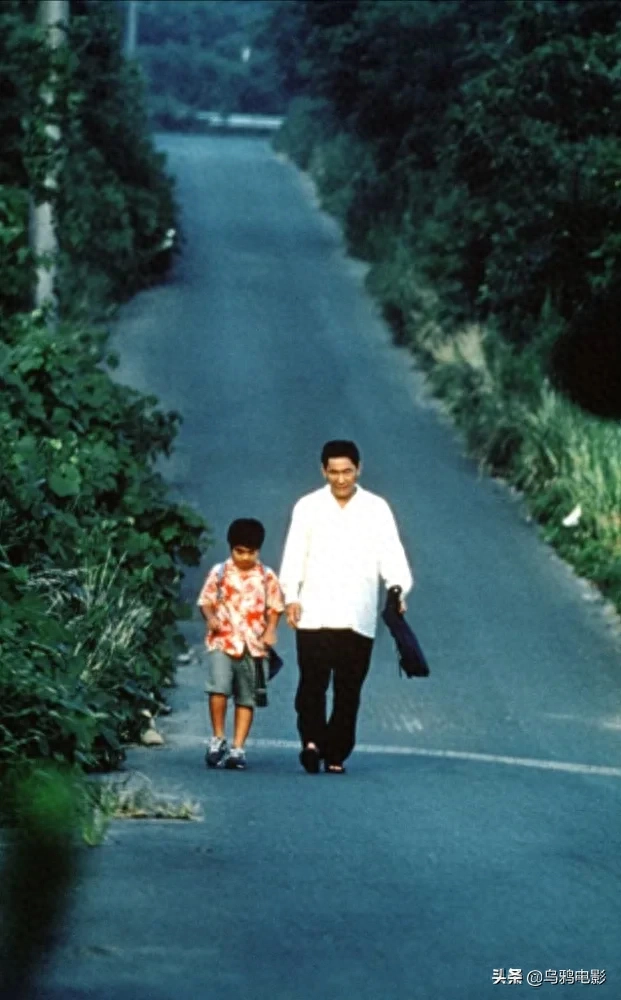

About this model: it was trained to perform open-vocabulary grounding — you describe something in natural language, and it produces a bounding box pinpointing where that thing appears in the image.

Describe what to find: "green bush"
[0,186,33,315]
[417,321,621,610]
[148,94,202,132]
[273,97,334,171]
[0,311,208,772]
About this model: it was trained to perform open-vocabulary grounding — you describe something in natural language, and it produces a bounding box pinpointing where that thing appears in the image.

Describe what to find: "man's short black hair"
[321,440,361,468]
[227,518,265,550]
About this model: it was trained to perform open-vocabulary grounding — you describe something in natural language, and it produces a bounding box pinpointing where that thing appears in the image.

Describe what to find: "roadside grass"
[93,774,200,824]
[276,112,621,619]
[26,552,153,692]
[1,551,181,843]
[386,274,621,612]
[19,571,195,832]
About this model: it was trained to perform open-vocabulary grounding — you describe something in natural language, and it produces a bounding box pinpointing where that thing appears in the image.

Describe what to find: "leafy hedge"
[0,314,207,772]
[0,0,210,783]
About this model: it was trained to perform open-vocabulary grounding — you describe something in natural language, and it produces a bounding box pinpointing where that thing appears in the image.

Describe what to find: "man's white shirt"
[279,485,413,639]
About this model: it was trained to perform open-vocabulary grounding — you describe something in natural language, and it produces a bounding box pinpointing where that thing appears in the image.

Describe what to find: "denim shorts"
[205,648,256,708]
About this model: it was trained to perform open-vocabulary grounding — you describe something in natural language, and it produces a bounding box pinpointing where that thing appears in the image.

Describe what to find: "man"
[279,440,413,774]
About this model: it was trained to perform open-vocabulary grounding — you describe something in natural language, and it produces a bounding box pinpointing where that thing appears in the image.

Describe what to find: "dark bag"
[252,649,282,708]
[382,585,430,678]
[254,658,268,708]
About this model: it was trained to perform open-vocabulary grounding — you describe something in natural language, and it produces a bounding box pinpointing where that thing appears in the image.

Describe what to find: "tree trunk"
[30,0,69,316]
[125,0,138,58]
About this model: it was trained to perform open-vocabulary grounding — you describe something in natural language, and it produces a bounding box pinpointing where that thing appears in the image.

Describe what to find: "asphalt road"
[43,134,621,1000]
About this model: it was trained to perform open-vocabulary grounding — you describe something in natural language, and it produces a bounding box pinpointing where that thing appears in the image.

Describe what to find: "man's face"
[322,457,360,502]
[231,545,260,571]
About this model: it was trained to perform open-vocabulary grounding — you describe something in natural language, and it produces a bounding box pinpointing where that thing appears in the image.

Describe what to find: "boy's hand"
[285,602,302,628]
[263,627,278,647]
[205,613,219,633]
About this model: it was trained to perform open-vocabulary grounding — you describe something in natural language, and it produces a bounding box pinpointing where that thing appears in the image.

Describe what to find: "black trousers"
[295,628,374,765]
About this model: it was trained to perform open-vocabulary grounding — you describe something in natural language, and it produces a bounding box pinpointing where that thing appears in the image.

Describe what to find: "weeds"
[414,316,621,607]
[0,550,174,779]
[93,774,200,822]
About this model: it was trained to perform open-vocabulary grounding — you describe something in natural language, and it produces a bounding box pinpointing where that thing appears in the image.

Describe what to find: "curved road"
[45,135,621,1000]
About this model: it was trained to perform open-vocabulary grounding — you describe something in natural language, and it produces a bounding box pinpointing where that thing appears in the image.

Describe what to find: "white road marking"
[543,711,621,732]
[398,714,424,733]
[246,738,621,779]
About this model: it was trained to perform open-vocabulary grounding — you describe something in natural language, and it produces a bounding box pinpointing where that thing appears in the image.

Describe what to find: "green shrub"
[1,553,163,773]
[0,186,33,315]
[0,308,208,774]
[148,94,201,132]
[416,319,621,610]
[274,97,335,171]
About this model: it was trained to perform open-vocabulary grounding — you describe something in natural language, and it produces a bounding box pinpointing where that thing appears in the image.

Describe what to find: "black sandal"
[325,762,346,774]
[299,745,320,774]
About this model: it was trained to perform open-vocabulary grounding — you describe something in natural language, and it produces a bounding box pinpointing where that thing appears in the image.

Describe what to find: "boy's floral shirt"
[197,559,284,657]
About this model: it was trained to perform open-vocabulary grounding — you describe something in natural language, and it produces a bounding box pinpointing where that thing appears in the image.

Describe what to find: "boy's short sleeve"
[197,565,220,607]
[264,568,285,613]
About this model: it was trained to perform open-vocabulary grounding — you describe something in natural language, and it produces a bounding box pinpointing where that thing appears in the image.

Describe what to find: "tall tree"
[125,0,138,58]
[29,0,69,316]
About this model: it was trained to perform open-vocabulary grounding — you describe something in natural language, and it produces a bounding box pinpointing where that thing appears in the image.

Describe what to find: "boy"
[197,518,284,770]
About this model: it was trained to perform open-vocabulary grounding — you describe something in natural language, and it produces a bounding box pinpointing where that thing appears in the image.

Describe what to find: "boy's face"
[231,545,260,571]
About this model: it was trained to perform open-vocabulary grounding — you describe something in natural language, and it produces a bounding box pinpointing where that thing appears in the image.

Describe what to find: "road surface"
[42,134,621,1000]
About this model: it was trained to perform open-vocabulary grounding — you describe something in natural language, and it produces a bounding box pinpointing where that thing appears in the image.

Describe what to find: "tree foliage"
[271,0,621,414]
[133,0,286,122]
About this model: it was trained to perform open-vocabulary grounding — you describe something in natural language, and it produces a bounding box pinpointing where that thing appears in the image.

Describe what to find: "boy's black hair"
[227,518,265,550]
[321,439,361,468]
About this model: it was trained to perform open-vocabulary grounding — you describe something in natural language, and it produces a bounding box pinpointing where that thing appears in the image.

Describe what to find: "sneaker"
[205,736,228,768]
[224,747,247,770]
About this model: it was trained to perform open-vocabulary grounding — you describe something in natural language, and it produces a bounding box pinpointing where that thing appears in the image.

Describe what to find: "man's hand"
[285,602,302,629]
[399,599,407,615]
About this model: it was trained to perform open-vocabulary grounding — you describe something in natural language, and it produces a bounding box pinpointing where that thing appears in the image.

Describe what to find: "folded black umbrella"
[265,645,284,680]
[382,585,430,678]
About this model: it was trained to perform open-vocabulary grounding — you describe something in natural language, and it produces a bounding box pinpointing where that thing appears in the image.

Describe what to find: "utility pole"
[125,0,138,58]
[29,0,69,317]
